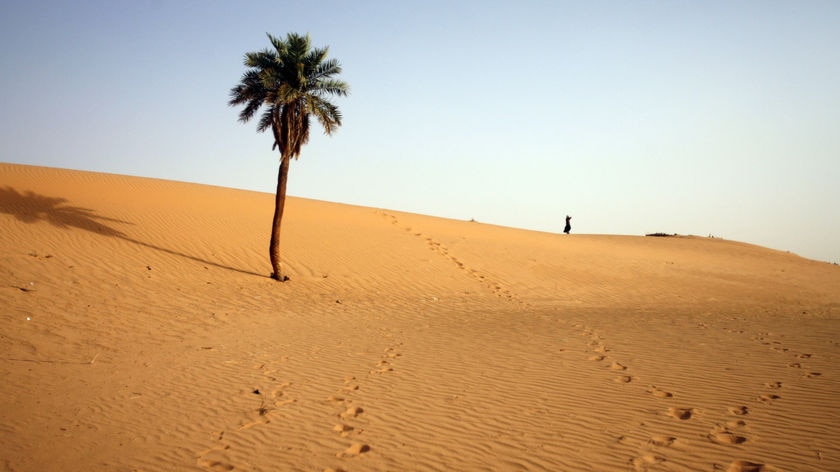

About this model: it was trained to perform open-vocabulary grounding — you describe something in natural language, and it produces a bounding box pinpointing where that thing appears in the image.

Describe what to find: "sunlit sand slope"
[2,163,839,471]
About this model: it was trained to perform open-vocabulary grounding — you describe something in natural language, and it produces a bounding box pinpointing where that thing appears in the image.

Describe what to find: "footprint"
[614,375,633,383]
[588,354,605,361]
[668,407,694,420]
[342,383,360,392]
[726,460,781,472]
[710,430,747,445]
[632,453,664,471]
[787,362,802,368]
[340,406,364,420]
[197,459,235,472]
[647,386,673,398]
[371,360,394,374]
[758,394,781,403]
[239,411,271,430]
[728,406,749,416]
[610,361,628,371]
[271,386,295,407]
[708,420,747,444]
[648,435,676,447]
[796,353,812,359]
[336,443,370,458]
[803,372,822,379]
[764,381,782,390]
[333,424,355,437]
[197,446,235,472]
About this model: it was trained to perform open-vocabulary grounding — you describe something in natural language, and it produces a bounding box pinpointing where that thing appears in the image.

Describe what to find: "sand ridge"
[1,163,839,471]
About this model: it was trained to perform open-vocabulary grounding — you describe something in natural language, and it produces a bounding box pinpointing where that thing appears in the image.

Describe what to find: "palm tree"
[229,33,348,281]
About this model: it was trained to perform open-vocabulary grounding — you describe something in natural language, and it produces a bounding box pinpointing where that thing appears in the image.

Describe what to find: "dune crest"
[2,163,839,471]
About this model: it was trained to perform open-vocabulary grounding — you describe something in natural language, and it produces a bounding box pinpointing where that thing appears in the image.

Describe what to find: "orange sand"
[1,163,839,471]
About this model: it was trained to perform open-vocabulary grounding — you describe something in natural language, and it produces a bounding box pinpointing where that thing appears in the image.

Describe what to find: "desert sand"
[1,162,839,472]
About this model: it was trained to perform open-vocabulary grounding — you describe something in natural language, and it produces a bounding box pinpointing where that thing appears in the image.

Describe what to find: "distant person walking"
[564,215,572,234]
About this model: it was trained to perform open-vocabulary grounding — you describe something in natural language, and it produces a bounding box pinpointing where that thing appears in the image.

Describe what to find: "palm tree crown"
[229,32,348,159]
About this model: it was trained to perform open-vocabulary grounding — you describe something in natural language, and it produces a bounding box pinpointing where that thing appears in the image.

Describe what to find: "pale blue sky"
[2,1,838,263]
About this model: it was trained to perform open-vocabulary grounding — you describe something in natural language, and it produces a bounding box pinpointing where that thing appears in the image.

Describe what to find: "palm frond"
[312,58,342,79]
[285,33,311,60]
[229,71,269,123]
[306,95,342,135]
[257,107,275,134]
[245,49,278,70]
[306,47,330,71]
[267,33,288,56]
[315,78,349,97]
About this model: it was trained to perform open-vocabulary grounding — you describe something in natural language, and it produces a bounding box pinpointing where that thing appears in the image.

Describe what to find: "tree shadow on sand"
[0,186,264,278]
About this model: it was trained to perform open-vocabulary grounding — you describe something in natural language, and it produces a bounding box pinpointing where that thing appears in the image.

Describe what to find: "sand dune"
[1,162,839,472]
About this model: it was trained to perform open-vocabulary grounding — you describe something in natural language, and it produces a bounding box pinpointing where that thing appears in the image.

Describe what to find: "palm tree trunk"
[269,154,290,281]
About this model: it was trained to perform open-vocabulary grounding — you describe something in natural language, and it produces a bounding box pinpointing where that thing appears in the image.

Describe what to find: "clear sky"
[2,1,838,264]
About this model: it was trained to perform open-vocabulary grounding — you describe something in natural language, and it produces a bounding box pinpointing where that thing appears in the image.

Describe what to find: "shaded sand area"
[2,163,839,471]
